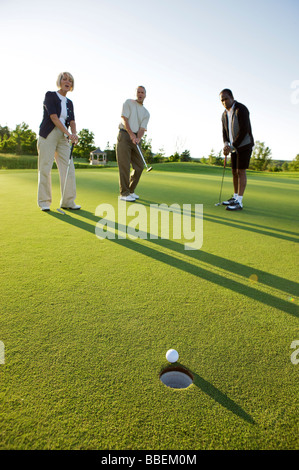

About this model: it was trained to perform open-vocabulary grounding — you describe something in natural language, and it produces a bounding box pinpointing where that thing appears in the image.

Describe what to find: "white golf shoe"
[130,193,139,199]
[119,195,136,202]
[61,204,81,210]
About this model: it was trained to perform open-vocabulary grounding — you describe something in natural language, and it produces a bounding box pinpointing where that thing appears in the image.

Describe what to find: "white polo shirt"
[56,91,68,126]
[119,99,150,133]
[226,102,235,145]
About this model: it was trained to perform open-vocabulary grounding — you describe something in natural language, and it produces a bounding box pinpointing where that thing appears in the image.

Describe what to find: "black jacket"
[39,91,75,138]
[222,101,254,150]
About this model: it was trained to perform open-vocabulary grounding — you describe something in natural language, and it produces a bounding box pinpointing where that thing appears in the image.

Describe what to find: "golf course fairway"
[0,163,298,450]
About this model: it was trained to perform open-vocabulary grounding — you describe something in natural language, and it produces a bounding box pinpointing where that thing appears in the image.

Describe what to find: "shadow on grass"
[48,209,97,234]
[161,363,255,423]
[203,212,299,243]
[140,199,299,243]
[47,210,298,318]
[191,370,255,424]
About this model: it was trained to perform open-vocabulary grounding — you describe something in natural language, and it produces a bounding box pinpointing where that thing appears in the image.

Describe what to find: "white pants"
[37,127,77,209]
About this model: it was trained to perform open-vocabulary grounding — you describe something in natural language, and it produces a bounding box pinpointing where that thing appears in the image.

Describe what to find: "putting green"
[0,164,298,450]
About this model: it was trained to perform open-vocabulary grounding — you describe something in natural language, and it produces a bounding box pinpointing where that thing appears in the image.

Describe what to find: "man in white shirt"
[116,86,150,201]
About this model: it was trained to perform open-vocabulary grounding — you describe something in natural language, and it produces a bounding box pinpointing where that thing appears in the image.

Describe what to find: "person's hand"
[223,145,231,156]
[129,132,138,144]
[69,134,78,145]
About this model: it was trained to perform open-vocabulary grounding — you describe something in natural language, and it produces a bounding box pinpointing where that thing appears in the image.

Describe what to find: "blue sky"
[0,0,298,160]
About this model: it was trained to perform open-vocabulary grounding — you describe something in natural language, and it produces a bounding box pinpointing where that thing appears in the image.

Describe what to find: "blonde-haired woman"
[37,72,81,211]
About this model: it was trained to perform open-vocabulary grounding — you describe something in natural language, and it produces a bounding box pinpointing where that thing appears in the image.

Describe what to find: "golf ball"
[166,349,179,363]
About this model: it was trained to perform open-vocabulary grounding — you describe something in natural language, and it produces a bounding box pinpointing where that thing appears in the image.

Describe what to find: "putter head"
[215,202,221,206]
[146,167,153,172]
[57,208,66,215]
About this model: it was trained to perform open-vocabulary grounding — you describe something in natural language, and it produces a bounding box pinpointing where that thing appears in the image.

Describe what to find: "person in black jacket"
[220,89,254,211]
[37,72,80,211]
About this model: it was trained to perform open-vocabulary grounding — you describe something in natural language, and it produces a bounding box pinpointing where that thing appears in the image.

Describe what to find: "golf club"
[57,143,74,215]
[215,154,227,206]
[136,144,153,172]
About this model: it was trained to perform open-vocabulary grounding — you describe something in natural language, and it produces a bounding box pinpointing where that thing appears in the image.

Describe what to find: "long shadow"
[47,209,97,234]
[46,211,298,318]
[140,199,299,243]
[125,201,298,293]
[203,214,298,243]
[205,209,299,237]
[111,233,298,318]
[60,203,299,241]
[191,370,255,424]
[152,238,299,297]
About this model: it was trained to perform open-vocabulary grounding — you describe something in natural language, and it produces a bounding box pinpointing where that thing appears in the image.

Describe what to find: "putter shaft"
[216,155,227,205]
[57,143,74,215]
[136,144,153,172]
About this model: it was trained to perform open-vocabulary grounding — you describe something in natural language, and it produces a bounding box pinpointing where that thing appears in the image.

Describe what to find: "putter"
[215,154,227,206]
[136,144,153,172]
[57,143,74,214]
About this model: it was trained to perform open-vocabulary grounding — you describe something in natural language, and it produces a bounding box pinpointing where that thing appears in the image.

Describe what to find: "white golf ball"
[166,349,179,363]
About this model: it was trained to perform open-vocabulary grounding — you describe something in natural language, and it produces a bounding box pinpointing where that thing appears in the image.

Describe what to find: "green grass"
[0,153,39,169]
[0,153,118,169]
[0,164,298,450]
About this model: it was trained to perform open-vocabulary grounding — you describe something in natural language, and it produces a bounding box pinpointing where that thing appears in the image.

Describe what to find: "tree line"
[0,123,298,171]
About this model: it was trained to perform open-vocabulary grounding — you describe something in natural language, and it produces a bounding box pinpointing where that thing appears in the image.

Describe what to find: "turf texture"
[0,163,298,450]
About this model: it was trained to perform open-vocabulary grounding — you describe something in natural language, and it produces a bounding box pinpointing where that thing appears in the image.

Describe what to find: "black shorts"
[231,146,253,170]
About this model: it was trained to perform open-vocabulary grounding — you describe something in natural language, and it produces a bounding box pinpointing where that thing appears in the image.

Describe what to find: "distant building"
[89,148,107,165]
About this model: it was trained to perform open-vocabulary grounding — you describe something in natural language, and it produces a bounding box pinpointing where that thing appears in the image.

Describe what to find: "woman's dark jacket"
[39,91,75,138]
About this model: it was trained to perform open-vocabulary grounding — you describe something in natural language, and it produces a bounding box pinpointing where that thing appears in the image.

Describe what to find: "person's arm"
[50,114,78,144]
[136,127,146,144]
[222,114,232,155]
[69,120,78,144]
[222,114,229,144]
[122,116,138,144]
[136,112,149,144]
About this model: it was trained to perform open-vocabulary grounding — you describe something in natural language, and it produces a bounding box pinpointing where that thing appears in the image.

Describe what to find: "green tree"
[180,149,191,162]
[0,123,37,154]
[153,147,166,163]
[104,141,116,162]
[140,134,153,163]
[282,162,289,171]
[73,128,96,159]
[249,141,272,171]
[207,149,220,165]
[215,150,224,166]
[0,125,11,140]
[0,133,15,153]
[169,152,180,162]
[268,163,282,172]
[289,154,299,171]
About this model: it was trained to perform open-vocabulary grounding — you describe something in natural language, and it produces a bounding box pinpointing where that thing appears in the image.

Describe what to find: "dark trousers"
[116,130,144,196]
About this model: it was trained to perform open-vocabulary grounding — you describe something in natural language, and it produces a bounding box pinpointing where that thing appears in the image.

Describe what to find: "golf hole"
[159,366,193,389]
